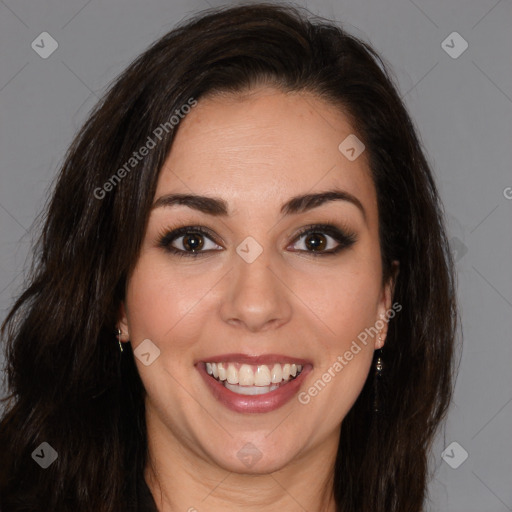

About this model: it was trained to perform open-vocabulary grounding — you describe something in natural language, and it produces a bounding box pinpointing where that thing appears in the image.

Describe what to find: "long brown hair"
[0,4,458,511]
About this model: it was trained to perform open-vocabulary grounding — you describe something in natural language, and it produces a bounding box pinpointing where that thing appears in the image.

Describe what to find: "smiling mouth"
[204,361,304,396]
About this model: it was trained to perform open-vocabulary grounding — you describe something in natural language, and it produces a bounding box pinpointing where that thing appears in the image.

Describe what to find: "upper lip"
[196,353,312,366]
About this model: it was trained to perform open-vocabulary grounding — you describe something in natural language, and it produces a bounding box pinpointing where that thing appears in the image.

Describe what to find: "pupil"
[305,233,326,251]
[184,233,203,251]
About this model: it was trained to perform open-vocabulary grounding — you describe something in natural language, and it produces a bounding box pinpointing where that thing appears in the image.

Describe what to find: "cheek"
[125,256,203,342]
[292,258,380,410]
[297,275,377,424]
[312,279,378,375]
[294,262,382,345]
[307,353,373,428]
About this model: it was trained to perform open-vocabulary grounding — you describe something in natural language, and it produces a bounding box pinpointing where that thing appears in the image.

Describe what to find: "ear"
[375,260,400,349]
[117,301,130,343]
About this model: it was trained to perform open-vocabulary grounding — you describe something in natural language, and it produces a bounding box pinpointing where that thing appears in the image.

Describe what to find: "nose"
[219,249,292,333]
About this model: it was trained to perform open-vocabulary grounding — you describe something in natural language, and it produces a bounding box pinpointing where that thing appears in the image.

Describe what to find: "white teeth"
[226,364,238,384]
[224,382,280,395]
[271,364,282,384]
[254,365,272,386]
[217,362,227,381]
[205,361,304,387]
[238,364,254,386]
[282,363,291,381]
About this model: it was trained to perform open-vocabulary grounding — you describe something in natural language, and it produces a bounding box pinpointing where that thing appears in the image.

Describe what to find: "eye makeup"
[156,221,357,259]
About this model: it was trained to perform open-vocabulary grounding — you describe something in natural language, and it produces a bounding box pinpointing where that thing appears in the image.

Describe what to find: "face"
[119,87,395,476]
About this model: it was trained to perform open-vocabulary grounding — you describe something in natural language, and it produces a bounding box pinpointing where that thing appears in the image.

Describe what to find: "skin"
[118,87,396,512]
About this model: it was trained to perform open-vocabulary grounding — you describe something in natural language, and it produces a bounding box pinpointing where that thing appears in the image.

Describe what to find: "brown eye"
[290,224,357,256]
[181,233,205,252]
[304,232,327,252]
[158,226,223,257]
[158,223,356,259]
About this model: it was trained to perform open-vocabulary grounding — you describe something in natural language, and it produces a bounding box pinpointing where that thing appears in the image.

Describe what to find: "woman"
[0,3,458,511]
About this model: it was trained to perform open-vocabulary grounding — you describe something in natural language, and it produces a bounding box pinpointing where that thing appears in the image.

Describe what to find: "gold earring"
[117,328,124,353]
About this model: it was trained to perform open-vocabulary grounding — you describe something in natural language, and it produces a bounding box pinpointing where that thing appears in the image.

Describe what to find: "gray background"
[1,0,511,510]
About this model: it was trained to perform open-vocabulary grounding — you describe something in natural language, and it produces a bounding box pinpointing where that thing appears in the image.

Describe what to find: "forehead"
[155,87,376,223]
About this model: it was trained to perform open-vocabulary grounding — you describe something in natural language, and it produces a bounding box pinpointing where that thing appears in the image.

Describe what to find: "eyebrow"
[151,188,366,222]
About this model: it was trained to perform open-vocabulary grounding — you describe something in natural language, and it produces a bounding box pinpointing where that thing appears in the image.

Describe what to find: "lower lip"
[197,363,312,414]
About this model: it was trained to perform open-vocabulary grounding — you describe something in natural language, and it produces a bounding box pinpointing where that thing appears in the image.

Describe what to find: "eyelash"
[157,223,357,258]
